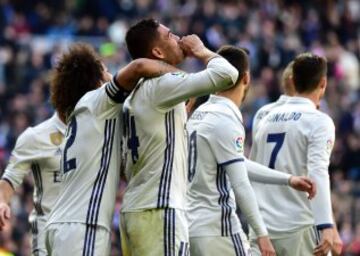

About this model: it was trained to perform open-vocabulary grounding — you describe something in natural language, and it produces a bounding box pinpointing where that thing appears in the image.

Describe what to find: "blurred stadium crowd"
[0,0,359,255]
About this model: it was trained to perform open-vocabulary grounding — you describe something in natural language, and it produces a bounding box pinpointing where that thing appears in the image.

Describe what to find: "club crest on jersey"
[50,132,64,146]
[234,136,244,153]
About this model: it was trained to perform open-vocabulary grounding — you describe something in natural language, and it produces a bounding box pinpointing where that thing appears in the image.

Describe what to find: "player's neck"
[216,88,243,108]
[294,92,320,107]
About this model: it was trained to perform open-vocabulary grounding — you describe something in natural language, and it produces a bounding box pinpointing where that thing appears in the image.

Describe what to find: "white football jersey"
[121,57,239,212]
[2,113,65,224]
[186,95,245,237]
[252,95,290,140]
[250,96,335,238]
[47,80,126,232]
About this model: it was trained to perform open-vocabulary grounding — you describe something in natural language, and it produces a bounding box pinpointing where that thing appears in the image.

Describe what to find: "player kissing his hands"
[289,176,317,199]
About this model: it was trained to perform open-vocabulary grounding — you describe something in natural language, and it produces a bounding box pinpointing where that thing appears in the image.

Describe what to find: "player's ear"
[243,71,250,86]
[318,76,327,95]
[152,47,165,60]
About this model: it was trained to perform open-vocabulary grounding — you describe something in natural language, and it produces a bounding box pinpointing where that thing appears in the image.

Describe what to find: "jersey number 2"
[266,132,286,169]
[63,117,77,173]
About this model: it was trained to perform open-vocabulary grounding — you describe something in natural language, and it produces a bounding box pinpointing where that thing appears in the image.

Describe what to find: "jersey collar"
[287,96,317,109]
[53,113,67,135]
[208,95,243,123]
[277,94,290,104]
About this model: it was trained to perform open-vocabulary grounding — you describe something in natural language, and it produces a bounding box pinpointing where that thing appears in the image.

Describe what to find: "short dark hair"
[126,19,160,59]
[50,43,105,120]
[292,53,327,93]
[216,45,249,84]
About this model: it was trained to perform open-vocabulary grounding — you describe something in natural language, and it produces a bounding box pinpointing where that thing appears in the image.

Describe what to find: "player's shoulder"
[312,110,335,127]
[254,102,277,120]
[75,84,104,108]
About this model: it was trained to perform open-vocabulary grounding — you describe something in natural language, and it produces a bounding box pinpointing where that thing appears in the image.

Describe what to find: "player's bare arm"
[331,225,343,255]
[313,227,334,256]
[0,180,15,230]
[257,236,276,256]
[114,58,179,90]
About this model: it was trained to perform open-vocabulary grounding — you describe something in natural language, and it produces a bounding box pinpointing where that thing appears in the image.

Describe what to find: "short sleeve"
[2,128,37,189]
[208,117,245,166]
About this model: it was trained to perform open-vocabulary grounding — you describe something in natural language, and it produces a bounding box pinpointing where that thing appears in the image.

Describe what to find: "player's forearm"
[114,58,178,90]
[225,162,268,237]
[194,48,218,65]
[309,170,333,228]
[0,180,14,204]
[156,57,238,108]
[245,159,290,185]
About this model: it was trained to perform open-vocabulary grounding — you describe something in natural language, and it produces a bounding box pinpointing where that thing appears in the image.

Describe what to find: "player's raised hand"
[289,176,316,199]
[179,35,217,64]
[314,228,333,256]
[257,236,276,256]
[0,202,11,231]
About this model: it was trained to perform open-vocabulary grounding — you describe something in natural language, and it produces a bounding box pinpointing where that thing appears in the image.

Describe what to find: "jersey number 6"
[266,132,286,169]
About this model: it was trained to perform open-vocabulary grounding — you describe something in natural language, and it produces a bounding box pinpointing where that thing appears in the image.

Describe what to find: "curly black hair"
[50,43,105,121]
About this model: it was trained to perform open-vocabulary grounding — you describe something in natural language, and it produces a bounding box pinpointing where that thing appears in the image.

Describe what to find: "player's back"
[251,96,334,237]
[4,113,65,219]
[47,83,122,231]
[186,96,242,237]
[252,95,290,140]
[121,76,188,211]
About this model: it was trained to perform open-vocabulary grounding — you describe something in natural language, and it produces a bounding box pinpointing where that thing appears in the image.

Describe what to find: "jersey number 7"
[266,132,286,169]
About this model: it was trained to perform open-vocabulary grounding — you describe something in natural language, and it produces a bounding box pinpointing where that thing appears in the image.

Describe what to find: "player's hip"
[120,208,189,256]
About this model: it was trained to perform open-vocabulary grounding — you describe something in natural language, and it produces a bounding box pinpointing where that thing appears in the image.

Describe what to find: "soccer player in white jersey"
[186,46,316,256]
[0,112,65,256]
[250,53,336,256]
[120,19,239,256]
[44,43,177,255]
[251,61,295,140]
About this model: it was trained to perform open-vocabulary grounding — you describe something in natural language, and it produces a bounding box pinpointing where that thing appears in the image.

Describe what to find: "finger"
[4,208,10,219]
[313,244,325,254]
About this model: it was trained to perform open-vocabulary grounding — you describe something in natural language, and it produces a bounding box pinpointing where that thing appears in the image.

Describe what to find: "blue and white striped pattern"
[157,110,175,208]
[164,208,176,256]
[231,233,247,256]
[216,165,232,236]
[313,226,321,245]
[82,119,116,256]
[30,219,39,256]
[178,241,189,256]
[105,78,130,103]
[31,163,44,216]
